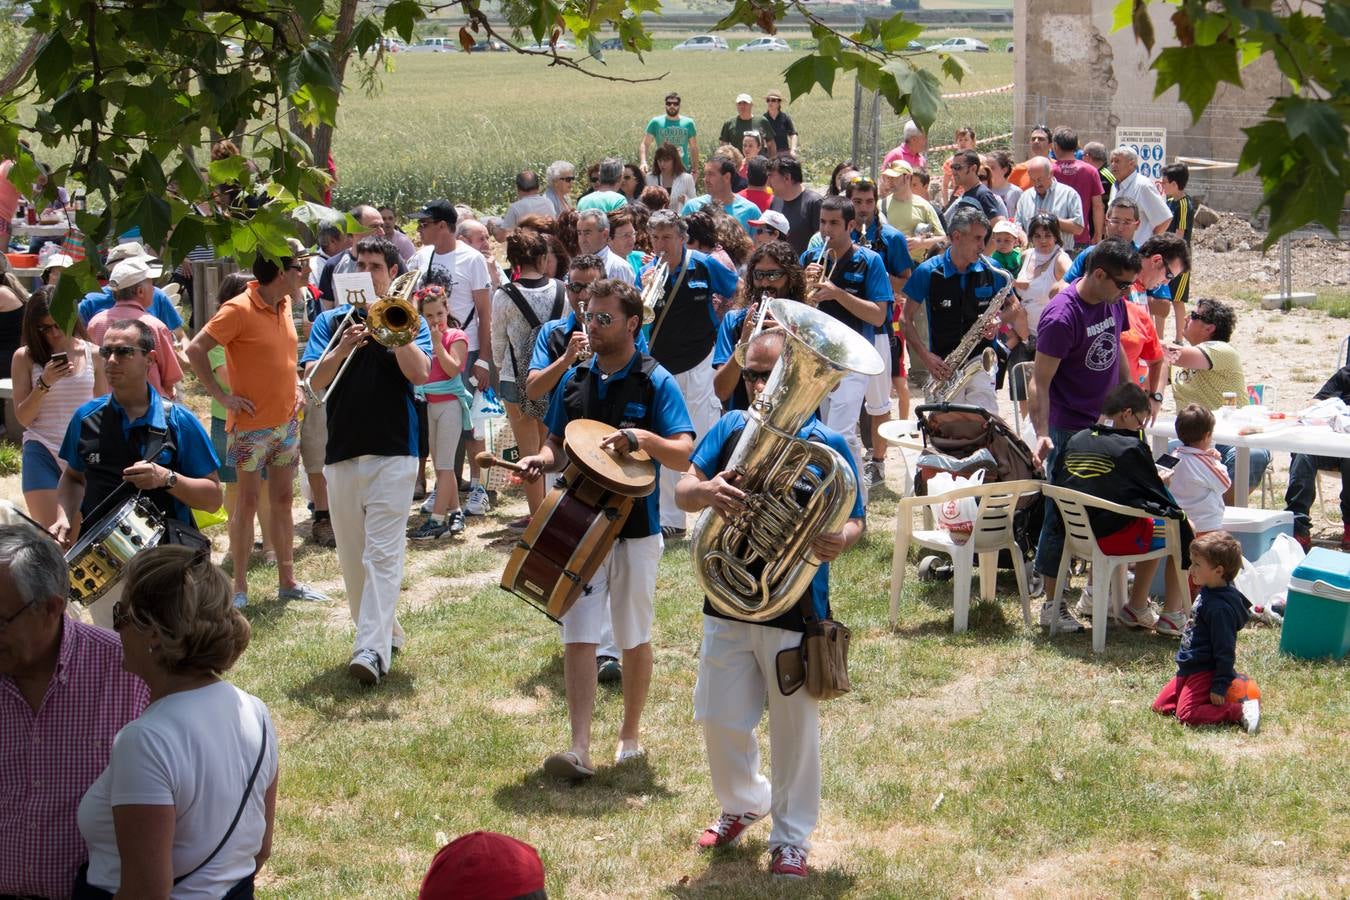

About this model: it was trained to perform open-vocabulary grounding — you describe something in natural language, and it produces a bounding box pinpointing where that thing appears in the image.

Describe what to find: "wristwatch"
[164,470,178,490]
[1149,392,1164,403]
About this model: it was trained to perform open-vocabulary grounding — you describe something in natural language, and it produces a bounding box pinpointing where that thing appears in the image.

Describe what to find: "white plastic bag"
[470,387,505,440]
[928,469,986,544]
[1234,532,1305,616]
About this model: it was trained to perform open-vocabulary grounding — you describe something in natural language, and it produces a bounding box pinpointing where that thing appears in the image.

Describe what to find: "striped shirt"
[23,341,97,459]
[0,618,149,899]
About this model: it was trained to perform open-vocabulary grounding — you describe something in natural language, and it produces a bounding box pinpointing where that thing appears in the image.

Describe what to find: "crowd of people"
[0,98,1308,895]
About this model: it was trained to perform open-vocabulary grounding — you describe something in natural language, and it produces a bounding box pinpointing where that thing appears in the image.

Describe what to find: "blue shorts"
[21,441,60,492]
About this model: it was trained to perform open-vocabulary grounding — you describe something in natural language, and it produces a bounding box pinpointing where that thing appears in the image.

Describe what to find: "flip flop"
[543,751,594,780]
[614,745,646,765]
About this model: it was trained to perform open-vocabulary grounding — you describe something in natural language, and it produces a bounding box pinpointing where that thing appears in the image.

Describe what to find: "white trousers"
[659,351,718,529]
[822,369,868,503]
[864,332,894,417]
[694,615,820,850]
[325,454,417,668]
[561,534,663,650]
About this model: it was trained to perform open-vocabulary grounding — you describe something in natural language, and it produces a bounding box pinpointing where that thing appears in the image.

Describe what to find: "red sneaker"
[697,810,764,849]
[770,844,809,879]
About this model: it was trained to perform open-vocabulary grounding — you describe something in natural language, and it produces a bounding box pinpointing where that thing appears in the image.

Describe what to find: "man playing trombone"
[798,195,891,501]
[301,236,433,686]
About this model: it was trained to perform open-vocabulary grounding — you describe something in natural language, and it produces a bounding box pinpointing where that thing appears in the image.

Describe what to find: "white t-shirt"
[1169,446,1230,532]
[78,682,279,899]
[408,243,491,351]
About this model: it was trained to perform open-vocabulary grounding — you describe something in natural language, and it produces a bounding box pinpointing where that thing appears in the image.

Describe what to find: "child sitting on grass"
[1169,403,1230,536]
[1152,531,1260,733]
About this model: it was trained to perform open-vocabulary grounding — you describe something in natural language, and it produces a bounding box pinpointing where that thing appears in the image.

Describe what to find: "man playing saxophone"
[798,195,890,501]
[900,207,1005,412]
[675,327,864,882]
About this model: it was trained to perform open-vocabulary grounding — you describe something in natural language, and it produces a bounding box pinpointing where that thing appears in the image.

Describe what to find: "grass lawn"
[204,471,1350,898]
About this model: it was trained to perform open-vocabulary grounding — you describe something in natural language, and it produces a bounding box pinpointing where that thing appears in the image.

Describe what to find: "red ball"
[1225,673,1261,703]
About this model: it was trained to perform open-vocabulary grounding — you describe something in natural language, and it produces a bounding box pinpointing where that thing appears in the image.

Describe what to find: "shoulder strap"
[550,280,565,321]
[502,283,544,330]
[647,256,691,349]
[174,710,268,886]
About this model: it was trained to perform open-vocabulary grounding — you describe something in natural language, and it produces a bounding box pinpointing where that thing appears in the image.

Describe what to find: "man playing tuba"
[675,327,865,882]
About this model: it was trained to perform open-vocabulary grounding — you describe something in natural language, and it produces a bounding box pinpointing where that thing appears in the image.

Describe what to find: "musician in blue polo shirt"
[799,195,890,499]
[676,327,864,880]
[518,279,693,782]
[640,209,738,538]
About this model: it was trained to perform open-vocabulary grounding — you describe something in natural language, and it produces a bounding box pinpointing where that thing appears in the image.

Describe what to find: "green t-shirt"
[207,344,229,421]
[718,115,773,154]
[646,115,698,167]
[576,191,629,214]
[880,195,945,238]
[1173,340,1247,410]
[992,249,1023,275]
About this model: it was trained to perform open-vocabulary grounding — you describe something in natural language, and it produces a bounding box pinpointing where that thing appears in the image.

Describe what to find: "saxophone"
[923,257,1014,403]
[691,299,884,622]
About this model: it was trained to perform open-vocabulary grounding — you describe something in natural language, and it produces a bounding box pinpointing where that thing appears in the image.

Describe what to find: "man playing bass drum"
[516,279,694,780]
[674,328,865,882]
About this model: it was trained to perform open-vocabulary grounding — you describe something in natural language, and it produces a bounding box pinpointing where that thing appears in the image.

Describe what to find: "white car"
[737,37,791,52]
[520,38,576,52]
[672,35,729,51]
[928,37,990,53]
[407,37,453,52]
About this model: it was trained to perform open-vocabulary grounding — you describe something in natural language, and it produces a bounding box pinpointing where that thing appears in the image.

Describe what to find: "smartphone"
[50,352,68,366]
[1155,453,1179,469]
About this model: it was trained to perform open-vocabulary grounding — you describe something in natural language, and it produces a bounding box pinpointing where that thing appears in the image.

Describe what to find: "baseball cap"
[107,257,163,291]
[749,210,791,237]
[106,241,155,265]
[42,253,74,270]
[735,92,753,104]
[413,199,456,224]
[418,831,545,900]
[881,160,913,178]
[992,220,1023,241]
[765,90,783,101]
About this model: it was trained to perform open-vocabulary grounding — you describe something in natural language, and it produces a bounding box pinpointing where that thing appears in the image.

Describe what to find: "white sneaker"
[1072,585,1093,620]
[464,483,490,516]
[1039,600,1086,633]
[1242,699,1261,734]
[348,648,382,685]
[420,488,436,515]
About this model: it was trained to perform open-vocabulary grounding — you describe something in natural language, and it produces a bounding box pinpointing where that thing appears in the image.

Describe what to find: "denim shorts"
[21,441,61,491]
[497,379,522,405]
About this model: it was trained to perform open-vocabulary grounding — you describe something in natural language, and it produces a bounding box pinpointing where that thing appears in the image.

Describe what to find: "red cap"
[419,831,546,900]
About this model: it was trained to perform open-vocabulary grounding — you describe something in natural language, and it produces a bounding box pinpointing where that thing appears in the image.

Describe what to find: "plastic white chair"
[1040,484,1186,653]
[890,478,1041,632]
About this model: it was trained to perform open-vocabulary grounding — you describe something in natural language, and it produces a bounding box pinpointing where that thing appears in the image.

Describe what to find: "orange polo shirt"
[202,282,299,431]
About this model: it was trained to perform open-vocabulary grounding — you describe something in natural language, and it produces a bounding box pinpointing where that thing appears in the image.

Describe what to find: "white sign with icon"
[1116,127,1168,179]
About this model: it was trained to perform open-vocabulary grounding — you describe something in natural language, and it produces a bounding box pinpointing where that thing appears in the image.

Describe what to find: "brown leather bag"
[774,599,851,700]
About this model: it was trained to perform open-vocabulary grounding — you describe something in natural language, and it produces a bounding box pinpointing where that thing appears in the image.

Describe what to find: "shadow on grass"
[664,839,855,897]
[515,649,566,696]
[1035,624,1181,667]
[493,755,674,816]
[887,600,1028,644]
[285,663,416,720]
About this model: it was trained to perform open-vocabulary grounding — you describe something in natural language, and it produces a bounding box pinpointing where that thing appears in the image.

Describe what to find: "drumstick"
[475,451,528,473]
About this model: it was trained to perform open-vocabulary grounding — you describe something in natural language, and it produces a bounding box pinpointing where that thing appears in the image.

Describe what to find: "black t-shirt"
[945,183,1004,223]
[762,110,796,154]
[771,188,823,256]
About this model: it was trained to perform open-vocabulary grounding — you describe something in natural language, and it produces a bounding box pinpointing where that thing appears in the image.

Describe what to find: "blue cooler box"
[1149,508,1293,597]
[1282,547,1350,661]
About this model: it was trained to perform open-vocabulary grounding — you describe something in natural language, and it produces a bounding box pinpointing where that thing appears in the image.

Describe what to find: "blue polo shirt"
[690,410,863,629]
[528,310,649,374]
[544,350,693,536]
[681,194,762,236]
[712,307,752,412]
[78,286,184,331]
[902,249,1005,358]
[798,244,892,341]
[854,219,915,324]
[59,385,219,524]
[1065,242,1172,300]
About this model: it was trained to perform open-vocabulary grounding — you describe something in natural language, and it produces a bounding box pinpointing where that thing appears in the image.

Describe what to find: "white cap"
[42,254,74,270]
[107,257,163,291]
[735,93,753,104]
[106,241,151,264]
[749,210,791,236]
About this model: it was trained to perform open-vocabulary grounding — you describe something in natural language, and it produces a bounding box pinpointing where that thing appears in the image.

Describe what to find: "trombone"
[303,270,423,404]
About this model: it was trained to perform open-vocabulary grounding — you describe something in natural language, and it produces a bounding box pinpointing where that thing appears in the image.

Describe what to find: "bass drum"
[66,496,164,605]
[501,419,655,620]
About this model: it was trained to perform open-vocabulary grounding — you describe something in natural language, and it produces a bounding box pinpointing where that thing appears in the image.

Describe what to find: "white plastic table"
[1147,414,1350,508]
[8,220,71,238]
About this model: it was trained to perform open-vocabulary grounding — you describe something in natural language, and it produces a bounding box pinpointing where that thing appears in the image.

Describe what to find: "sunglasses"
[1189,311,1212,324]
[949,164,968,173]
[666,102,681,108]
[751,268,785,281]
[1108,275,1135,292]
[566,280,593,293]
[99,345,145,360]
[559,176,576,182]
[581,311,615,326]
[847,176,876,189]
[741,368,773,384]
[1106,218,1138,228]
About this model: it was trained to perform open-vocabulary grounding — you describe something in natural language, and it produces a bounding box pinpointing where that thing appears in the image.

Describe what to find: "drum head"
[563,419,656,497]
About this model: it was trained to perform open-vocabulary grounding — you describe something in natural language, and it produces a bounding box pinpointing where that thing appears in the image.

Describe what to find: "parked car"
[408,37,453,52]
[672,35,729,51]
[737,37,791,52]
[906,40,926,52]
[928,37,990,53]
[599,37,625,51]
[520,38,576,52]
[469,38,507,52]
[379,37,405,53]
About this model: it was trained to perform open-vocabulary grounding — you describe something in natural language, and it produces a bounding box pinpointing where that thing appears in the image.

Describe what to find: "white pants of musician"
[659,351,718,529]
[822,370,868,503]
[325,454,417,668]
[694,615,820,851]
[864,332,894,419]
[921,365,998,413]
[561,534,663,649]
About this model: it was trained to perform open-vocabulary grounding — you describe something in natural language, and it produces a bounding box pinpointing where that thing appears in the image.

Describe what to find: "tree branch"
[0,32,46,95]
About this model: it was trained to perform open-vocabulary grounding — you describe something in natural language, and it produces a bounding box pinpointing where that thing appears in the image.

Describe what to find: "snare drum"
[501,419,656,620]
[66,497,165,605]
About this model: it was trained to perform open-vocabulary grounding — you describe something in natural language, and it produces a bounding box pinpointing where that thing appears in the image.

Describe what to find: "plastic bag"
[470,387,505,440]
[927,469,985,544]
[1234,532,1305,621]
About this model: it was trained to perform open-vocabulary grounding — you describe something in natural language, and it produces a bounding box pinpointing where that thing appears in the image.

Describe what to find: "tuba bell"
[691,299,884,622]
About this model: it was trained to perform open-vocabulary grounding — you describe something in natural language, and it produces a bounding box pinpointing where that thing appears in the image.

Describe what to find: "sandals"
[543,751,594,780]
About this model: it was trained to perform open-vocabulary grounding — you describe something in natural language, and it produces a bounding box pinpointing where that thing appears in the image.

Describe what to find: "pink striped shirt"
[87,302,183,399]
[0,618,149,899]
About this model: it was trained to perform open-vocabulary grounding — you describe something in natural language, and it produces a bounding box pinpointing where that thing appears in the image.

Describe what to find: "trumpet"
[303,270,422,404]
[640,252,668,325]
[732,292,780,367]
[575,301,593,363]
[805,243,838,305]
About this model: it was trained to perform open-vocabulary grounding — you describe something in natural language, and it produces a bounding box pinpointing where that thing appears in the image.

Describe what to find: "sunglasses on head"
[751,268,785,281]
[99,345,144,360]
[741,367,773,384]
[581,311,615,326]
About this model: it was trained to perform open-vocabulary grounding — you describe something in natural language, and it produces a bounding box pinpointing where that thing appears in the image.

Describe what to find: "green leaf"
[208,155,249,186]
[1151,43,1243,121]
[782,56,817,103]
[33,32,73,90]
[907,69,943,130]
[171,156,208,204]
[50,259,94,335]
[941,53,970,83]
[878,14,921,51]
[1283,97,1348,171]
[122,194,173,247]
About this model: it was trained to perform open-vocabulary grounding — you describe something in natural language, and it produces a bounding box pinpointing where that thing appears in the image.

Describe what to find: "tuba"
[691,299,884,622]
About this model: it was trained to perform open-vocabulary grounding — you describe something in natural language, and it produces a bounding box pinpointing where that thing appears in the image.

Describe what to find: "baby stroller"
[910,402,1046,591]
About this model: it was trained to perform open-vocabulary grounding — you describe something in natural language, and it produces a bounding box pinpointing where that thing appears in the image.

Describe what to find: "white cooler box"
[1148,508,1293,597]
